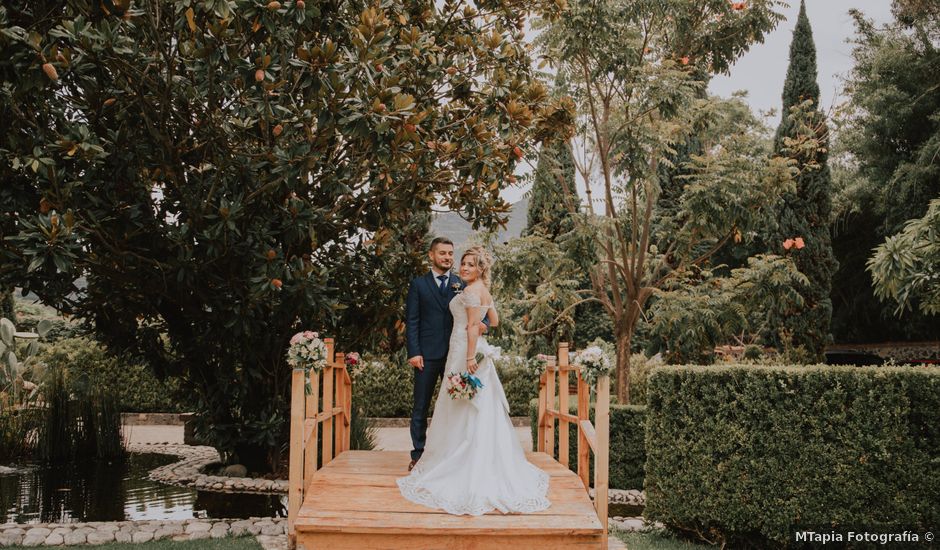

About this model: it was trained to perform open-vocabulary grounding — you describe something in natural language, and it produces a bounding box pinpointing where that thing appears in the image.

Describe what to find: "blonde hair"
[461,246,493,287]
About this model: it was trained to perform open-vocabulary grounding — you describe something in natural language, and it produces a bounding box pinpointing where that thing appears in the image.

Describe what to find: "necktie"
[437,275,448,293]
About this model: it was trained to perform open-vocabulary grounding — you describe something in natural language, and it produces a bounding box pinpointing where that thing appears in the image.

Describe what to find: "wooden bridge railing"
[537,342,610,536]
[287,337,352,546]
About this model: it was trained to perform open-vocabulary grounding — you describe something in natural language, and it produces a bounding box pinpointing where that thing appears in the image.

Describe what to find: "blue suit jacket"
[405,271,463,361]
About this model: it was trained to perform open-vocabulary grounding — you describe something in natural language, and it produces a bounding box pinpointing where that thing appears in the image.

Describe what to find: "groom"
[405,237,487,471]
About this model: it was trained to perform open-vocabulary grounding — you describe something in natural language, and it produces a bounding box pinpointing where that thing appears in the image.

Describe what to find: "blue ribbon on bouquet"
[464,373,483,389]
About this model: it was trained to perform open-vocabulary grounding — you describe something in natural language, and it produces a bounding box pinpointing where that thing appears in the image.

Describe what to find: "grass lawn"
[3,537,262,550]
[613,528,711,549]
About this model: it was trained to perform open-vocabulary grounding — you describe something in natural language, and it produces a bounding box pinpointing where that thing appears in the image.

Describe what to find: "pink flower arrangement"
[289,330,319,346]
[344,351,367,379]
[446,372,483,400]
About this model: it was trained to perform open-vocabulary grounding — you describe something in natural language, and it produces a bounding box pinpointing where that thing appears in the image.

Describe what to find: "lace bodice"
[448,292,493,332]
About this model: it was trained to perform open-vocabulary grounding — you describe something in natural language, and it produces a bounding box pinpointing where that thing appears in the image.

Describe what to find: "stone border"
[598,489,653,532]
[0,518,285,547]
[132,443,288,495]
[610,517,663,532]
[608,488,645,506]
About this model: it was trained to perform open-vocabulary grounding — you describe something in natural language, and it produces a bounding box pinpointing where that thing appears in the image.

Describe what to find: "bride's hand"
[466,358,478,374]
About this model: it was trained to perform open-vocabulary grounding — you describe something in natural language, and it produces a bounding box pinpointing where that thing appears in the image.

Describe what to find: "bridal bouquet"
[446,372,484,400]
[573,345,613,386]
[287,331,328,375]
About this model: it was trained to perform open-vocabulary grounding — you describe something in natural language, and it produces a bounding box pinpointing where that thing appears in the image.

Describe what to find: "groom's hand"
[480,322,488,334]
[408,355,424,371]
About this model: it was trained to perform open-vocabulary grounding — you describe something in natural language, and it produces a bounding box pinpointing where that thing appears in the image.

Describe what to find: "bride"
[397,246,551,516]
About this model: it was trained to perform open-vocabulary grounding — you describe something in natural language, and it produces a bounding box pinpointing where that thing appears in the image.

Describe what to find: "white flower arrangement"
[573,345,613,386]
[287,330,328,375]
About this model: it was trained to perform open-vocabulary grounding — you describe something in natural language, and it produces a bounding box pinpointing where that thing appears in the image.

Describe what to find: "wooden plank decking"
[294,450,606,549]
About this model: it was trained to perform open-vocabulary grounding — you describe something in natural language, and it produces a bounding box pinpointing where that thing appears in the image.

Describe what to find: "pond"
[0,453,285,524]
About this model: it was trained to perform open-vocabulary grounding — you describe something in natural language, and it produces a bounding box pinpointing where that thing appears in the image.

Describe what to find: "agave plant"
[0,316,51,408]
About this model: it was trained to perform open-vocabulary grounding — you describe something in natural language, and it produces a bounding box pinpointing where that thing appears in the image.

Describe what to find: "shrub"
[36,337,188,413]
[644,364,940,547]
[349,406,377,451]
[35,367,125,462]
[352,357,415,418]
[529,399,646,490]
[353,354,539,418]
[13,299,82,341]
[0,408,40,462]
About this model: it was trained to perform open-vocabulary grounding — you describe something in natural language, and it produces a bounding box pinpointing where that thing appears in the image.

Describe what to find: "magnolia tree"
[532,0,799,402]
[0,0,569,469]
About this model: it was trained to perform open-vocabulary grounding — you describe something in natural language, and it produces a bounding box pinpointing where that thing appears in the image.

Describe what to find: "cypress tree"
[524,112,613,348]
[770,0,838,360]
[525,136,577,239]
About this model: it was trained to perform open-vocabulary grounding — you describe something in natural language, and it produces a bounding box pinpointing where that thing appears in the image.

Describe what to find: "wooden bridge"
[287,340,612,549]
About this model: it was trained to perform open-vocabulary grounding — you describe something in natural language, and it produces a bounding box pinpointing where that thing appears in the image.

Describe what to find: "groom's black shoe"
[408,459,417,472]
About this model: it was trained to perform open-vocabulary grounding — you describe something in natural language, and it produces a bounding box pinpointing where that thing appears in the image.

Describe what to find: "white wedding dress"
[397,292,551,516]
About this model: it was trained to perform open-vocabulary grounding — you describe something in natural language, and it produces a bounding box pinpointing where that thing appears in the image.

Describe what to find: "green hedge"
[354,357,539,418]
[644,365,940,547]
[36,337,189,413]
[529,399,645,490]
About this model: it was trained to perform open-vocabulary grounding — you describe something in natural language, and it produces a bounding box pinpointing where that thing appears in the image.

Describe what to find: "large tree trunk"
[615,330,632,404]
[613,289,651,404]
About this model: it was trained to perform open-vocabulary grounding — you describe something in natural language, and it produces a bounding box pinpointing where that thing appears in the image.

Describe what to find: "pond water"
[0,453,285,524]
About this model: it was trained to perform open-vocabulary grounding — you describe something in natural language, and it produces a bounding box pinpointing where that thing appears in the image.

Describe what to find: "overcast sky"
[501,1,895,204]
[709,1,893,117]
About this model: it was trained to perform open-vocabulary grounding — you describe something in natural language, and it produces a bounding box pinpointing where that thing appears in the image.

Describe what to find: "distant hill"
[430,197,528,251]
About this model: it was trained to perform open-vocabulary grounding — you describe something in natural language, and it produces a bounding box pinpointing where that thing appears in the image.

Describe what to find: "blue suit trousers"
[410,357,446,461]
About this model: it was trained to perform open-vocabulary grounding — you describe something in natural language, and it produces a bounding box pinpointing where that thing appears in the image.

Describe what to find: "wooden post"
[535,365,548,453]
[334,353,346,456]
[558,343,570,468]
[288,368,305,544]
[344,370,352,452]
[576,373,590,490]
[303,371,319,488]
[595,375,610,538]
[321,363,334,465]
[545,359,556,458]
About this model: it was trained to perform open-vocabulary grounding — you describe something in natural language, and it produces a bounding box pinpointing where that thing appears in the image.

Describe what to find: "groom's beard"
[433,261,452,273]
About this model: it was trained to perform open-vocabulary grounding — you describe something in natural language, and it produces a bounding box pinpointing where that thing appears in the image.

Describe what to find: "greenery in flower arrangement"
[0,0,571,471]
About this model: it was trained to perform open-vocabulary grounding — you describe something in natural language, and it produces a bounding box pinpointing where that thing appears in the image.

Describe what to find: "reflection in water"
[195,491,287,519]
[0,454,284,523]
